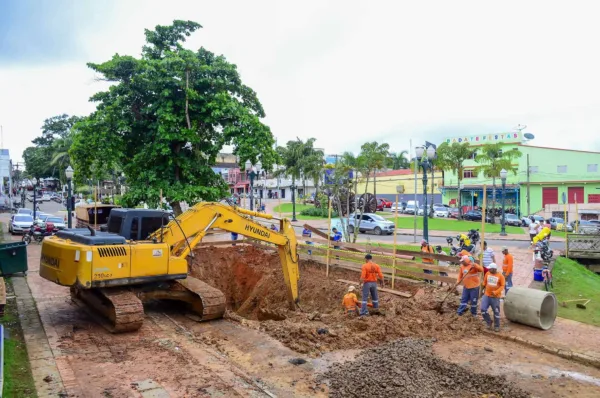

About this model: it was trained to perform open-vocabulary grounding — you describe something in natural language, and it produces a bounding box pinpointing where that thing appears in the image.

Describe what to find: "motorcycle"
[22,222,58,244]
[536,237,553,262]
[467,229,480,246]
[446,236,475,258]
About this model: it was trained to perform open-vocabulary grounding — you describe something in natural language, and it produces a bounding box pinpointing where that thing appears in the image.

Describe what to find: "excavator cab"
[106,209,171,241]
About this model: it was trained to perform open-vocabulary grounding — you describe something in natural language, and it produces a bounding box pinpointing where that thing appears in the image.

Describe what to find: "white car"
[433,206,449,218]
[41,194,51,201]
[45,216,67,229]
[9,214,34,234]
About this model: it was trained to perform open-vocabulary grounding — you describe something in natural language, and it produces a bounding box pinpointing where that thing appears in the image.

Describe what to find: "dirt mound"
[323,338,530,398]
[191,246,483,356]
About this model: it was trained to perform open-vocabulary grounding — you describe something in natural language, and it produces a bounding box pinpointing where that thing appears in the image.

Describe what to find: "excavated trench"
[190,246,531,397]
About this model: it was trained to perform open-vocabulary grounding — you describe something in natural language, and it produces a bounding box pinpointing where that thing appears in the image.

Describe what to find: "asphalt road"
[28,200,564,250]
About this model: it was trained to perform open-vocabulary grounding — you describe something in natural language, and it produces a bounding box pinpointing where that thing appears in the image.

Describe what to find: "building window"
[588,164,598,173]
[469,151,477,160]
[529,166,539,174]
[557,165,567,173]
[463,170,477,179]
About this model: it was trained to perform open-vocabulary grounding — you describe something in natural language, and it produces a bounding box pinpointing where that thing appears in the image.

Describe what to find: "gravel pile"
[323,338,530,398]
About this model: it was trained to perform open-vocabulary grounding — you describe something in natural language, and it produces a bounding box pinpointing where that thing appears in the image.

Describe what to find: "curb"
[487,331,600,369]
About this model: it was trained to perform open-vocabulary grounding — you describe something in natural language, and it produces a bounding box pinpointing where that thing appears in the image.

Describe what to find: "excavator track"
[169,276,227,321]
[71,287,145,333]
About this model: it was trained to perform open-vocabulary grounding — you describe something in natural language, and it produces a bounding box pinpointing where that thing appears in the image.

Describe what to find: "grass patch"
[295,214,330,220]
[391,216,525,234]
[273,203,313,213]
[548,257,600,327]
[2,280,38,398]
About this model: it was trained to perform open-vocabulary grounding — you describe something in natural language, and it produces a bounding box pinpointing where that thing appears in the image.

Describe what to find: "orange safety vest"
[361,262,383,282]
[422,245,434,264]
[342,293,359,310]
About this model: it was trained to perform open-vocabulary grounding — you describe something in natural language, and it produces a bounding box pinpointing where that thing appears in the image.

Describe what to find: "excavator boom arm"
[149,202,300,305]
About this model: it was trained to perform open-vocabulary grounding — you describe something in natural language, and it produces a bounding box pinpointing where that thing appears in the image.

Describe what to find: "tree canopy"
[69,20,277,213]
[23,114,81,180]
[436,142,474,218]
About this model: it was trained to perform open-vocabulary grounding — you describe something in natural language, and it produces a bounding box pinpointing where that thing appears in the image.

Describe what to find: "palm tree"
[474,143,523,223]
[50,135,74,182]
[359,141,390,204]
[436,142,474,220]
[391,150,410,169]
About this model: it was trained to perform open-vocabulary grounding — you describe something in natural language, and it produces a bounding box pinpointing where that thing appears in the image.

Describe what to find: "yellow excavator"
[39,202,299,332]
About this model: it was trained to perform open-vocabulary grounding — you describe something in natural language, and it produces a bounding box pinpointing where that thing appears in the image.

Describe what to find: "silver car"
[45,216,67,230]
[433,206,449,218]
[348,213,396,235]
[9,214,34,234]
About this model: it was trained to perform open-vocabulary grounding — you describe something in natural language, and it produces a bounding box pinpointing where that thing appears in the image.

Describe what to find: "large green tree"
[436,142,473,219]
[474,143,522,222]
[70,20,277,214]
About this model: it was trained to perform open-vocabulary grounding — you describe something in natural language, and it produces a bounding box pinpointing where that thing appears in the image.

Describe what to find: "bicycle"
[542,267,553,291]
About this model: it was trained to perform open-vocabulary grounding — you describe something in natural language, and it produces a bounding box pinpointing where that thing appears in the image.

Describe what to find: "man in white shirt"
[482,241,496,274]
[529,221,539,242]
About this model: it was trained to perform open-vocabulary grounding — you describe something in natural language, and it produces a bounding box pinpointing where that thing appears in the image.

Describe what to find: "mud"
[191,246,482,356]
[323,338,530,398]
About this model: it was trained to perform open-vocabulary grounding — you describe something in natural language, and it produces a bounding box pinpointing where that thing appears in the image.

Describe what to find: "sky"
[2,0,600,166]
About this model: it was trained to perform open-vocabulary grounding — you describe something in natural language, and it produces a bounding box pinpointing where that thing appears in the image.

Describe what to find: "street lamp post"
[291,183,297,221]
[66,165,74,228]
[415,146,436,242]
[32,177,38,220]
[245,160,262,212]
[500,168,508,236]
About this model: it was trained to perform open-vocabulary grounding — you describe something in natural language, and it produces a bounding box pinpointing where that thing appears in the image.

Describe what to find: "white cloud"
[2,0,600,166]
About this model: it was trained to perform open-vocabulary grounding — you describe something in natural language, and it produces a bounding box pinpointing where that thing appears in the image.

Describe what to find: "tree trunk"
[457,179,462,220]
[171,201,183,217]
[373,170,377,204]
[185,69,192,130]
[491,177,497,224]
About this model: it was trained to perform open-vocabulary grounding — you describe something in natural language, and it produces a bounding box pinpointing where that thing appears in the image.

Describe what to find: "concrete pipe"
[504,287,558,330]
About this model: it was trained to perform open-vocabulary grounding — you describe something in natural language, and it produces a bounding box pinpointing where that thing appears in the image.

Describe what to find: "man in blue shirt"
[331,228,342,260]
[302,227,313,255]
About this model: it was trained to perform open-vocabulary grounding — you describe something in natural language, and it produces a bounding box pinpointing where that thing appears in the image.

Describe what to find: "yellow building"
[356,170,444,203]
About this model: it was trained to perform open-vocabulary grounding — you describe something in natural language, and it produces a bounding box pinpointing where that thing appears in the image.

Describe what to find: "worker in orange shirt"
[359,254,384,316]
[341,286,360,315]
[421,240,435,284]
[501,247,514,294]
[481,263,505,332]
[456,255,484,316]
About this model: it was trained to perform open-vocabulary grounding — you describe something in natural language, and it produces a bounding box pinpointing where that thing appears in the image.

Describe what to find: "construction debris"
[323,339,530,398]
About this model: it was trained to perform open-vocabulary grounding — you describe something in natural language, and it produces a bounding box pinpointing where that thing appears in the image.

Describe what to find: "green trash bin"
[0,241,28,276]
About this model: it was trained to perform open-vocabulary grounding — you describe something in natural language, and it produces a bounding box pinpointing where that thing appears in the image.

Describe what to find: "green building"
[440,132,600,220]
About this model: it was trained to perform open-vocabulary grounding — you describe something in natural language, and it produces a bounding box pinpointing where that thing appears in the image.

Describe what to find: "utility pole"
[526,154,531,216]
[411,139,417,243]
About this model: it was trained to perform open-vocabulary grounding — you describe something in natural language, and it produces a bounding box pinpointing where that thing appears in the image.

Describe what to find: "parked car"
[417,205,433,216]
[433,206,449,218]
[547,217,569,231]
[376,198,393,211]
[462,210,493,222]
[9,214,34,234]
[41,194,51,202]
[504,213,522,227]
[448,208,459,219]
[17,208,33,216]
[45,216,67,230]
[35,213,52,223]
[348,213,396,235]
[404,204,416,215]
[571,220,599,234]
[390,202,407,213]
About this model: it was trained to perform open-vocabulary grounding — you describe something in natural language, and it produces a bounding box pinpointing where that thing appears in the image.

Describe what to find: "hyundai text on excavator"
[39,202,300,332]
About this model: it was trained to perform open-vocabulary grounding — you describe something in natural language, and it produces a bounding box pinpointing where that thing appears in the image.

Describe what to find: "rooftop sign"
[445,132,522,145]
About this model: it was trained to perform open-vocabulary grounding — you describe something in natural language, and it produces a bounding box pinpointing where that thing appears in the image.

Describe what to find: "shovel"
[435,270,469,313]
[576,299,591,310]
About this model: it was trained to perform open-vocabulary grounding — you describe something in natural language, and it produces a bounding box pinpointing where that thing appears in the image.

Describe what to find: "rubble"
[323,338,530,398]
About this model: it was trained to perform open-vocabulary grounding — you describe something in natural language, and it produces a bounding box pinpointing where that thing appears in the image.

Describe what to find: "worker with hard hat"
[342,286,360,315]
[481,263,505,332]
[456,255,484,316]
[501,247,514,294]
[359,254,384,316]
